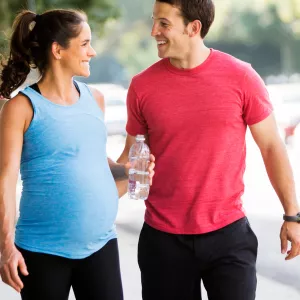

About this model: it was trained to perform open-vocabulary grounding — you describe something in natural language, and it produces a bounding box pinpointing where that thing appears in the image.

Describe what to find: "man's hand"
[124,154,155,185]
[148,154,155,186]
[280,221,300,260]
[0,244,29,292]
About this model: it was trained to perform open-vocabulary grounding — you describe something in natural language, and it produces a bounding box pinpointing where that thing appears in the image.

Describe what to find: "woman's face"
[59,22,96,77]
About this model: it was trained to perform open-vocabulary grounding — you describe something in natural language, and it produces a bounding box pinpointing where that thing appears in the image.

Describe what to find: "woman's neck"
[37,70,79,105]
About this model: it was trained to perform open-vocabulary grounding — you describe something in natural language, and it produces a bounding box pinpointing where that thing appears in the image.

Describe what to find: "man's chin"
[158,51,167,59]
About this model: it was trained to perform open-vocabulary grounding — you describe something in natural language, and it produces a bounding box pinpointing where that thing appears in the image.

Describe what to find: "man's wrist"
[283,212,300,223]
[283,203,300,216]
[110,164,129,181]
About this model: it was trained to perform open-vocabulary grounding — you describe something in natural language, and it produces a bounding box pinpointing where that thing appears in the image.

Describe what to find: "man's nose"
[151,24,160,37]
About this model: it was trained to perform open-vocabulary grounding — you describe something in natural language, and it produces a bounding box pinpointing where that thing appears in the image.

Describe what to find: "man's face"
[151,1,190,60]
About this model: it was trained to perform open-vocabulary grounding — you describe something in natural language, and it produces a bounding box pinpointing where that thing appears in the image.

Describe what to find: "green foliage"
[0,0,120,56]
[116,22,157,77]
[115,0,153,23]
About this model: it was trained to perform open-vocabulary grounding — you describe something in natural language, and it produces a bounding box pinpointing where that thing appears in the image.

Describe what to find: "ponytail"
[0,10,36,99]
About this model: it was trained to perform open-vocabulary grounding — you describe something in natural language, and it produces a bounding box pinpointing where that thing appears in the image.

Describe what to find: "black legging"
[17,239,123,300]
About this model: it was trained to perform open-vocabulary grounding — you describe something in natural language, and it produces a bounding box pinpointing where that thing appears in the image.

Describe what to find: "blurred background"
[0,0,300,299]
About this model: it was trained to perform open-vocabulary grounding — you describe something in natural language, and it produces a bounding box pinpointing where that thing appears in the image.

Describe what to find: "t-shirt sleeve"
[242,66,273,125]
[126,80,148,136]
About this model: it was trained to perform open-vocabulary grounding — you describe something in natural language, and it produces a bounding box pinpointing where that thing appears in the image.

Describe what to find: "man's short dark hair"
[156,0,215,38]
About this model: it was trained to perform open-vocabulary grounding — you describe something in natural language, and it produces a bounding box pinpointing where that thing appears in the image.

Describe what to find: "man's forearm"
[108,158,129,198]
[261,144,299,215]
[109,164,128,181]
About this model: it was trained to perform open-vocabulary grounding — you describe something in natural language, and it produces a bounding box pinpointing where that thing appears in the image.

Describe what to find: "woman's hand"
[0,244,29,293]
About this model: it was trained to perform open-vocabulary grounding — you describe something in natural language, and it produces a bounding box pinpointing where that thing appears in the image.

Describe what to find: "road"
[1,133,300,299]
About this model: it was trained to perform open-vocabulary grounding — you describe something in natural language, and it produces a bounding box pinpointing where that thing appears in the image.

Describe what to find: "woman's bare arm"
[0,94,32,292]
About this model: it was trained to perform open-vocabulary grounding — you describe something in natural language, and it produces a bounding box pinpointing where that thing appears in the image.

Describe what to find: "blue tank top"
[15,81,119,259]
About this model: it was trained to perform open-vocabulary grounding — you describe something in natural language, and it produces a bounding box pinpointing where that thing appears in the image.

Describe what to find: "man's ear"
[188,20,202,37]
[51,42,62,60]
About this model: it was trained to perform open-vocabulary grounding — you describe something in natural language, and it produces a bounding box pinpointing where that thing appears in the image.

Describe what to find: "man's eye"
[161,22,168,27]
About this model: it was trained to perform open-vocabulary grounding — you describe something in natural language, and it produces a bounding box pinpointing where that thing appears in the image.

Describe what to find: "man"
[118,1,300,299]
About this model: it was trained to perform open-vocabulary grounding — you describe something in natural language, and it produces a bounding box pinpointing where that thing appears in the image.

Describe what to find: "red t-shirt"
[126,49,273,234]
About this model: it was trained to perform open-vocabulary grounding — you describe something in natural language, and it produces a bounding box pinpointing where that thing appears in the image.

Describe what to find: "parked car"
[283,117,300,146]
[89,83,128,136]
[267,83,300,144]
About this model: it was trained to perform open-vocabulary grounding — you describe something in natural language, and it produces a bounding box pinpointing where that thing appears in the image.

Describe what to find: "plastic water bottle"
[128,135,150,200]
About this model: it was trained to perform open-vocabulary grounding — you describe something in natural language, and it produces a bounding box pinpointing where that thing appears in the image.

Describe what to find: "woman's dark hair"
[0,9,87,99]
[157,0,215,39]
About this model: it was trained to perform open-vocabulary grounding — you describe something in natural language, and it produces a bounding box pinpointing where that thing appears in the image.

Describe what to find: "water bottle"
[128,135,150,200]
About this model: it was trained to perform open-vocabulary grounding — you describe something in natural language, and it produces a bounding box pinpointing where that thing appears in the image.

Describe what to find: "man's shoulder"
[131,59,166,84]
[213,49,252,74]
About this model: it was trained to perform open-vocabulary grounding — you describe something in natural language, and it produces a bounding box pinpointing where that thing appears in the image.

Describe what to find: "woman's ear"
[51,42,62,60]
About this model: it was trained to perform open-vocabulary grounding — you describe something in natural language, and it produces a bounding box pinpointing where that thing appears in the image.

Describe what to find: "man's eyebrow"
[151,16,170,22]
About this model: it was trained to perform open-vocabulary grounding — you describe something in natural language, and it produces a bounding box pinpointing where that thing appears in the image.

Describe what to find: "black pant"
[17,238,123,300]
[138,217,258,300]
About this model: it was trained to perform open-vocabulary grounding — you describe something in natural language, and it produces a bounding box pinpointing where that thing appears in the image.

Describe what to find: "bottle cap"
[136,134,145,141]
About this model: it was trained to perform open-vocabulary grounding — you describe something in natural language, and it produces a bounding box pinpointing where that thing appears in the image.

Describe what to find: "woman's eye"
[161,22,168,27]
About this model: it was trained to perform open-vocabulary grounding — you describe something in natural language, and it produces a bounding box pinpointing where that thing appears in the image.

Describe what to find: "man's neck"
[169,44,211,70]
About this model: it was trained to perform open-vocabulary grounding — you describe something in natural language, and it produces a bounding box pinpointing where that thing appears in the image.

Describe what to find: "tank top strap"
[19,87,43,123]
[75,81,105,119]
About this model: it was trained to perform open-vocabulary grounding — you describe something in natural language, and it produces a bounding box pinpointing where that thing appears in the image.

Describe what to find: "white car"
[267,83,300,143]
[267,83,300,126]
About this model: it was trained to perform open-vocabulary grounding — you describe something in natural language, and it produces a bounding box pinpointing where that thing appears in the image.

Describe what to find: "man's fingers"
[280,227,288,254]
[148,158,155,186]
[285,242,300,260]
[281,238,288,254]
[148,162,155,172]
[149,170,155,185]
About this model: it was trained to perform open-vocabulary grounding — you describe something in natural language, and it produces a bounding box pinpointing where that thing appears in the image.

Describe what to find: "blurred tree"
[0,0,119,55]
[216,1,299,75]
[89,0,155,78]
[116,0,152,23]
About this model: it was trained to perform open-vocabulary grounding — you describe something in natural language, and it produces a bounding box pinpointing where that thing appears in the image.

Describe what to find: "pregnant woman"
[0,9,154,300]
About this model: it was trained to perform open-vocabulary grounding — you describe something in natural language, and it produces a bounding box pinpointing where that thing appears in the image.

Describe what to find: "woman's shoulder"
[1,93,33,124]
[3,92,32,110]
[86,85,105,113]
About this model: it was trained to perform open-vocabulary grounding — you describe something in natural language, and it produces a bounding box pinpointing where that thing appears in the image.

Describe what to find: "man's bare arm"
[117,134,137,164]
[250,113,300,260]
[249,113,299,215]
[108,158,129,182]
